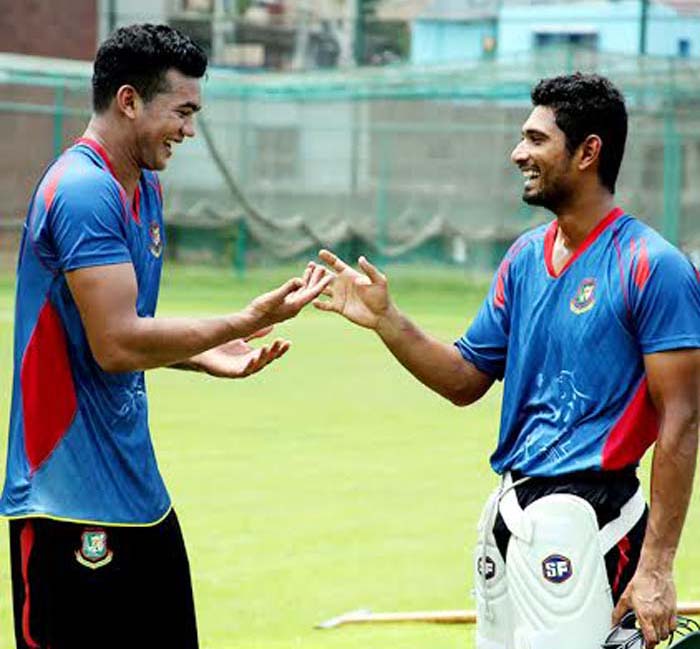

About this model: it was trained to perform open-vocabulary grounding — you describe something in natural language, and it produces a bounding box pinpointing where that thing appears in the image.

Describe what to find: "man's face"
[135,68,202,171]
[510,105,576,211]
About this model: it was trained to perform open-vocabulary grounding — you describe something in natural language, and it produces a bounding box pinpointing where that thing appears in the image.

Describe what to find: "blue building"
[410,0,498,64]
[410,0,700,64]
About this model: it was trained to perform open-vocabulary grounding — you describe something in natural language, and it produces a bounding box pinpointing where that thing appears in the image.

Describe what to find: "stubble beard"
[522,175,572,214]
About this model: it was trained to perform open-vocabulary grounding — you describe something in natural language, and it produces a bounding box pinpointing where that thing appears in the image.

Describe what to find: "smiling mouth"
[522,168,540,189]
[165,138,182,152]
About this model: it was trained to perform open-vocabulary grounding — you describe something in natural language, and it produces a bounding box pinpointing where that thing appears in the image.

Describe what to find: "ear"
[114,85,141,120]
[577,134,602,172]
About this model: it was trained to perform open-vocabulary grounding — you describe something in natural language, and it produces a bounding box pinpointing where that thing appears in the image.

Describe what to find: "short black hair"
[92,23,208,113]
[531,73,627,193]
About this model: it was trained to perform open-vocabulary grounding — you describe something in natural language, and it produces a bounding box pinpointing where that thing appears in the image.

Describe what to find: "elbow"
[91,338,141,373]
[94,350,136,373]
[445,388,478,407]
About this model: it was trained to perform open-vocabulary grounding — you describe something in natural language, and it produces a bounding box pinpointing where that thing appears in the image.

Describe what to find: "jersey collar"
[544,206,624,278]
[75,137,141,224]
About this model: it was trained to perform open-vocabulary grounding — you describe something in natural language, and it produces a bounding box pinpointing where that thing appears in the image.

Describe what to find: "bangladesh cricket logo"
[570,278,596,315]
[75,528,113,570]
[149,221,163,258]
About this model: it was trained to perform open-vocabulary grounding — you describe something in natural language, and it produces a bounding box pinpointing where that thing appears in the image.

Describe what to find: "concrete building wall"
[0,0,99,60]
[646,2,700,56]
[411,19,495,64]
[410,1,700,63]
[498,0,700,59]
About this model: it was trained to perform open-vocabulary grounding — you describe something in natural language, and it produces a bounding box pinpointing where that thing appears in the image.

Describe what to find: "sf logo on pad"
[541,554,573,583]
[477,556,497,580]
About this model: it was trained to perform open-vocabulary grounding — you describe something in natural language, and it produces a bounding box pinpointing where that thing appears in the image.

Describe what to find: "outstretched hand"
[313,249,391,330]
[246,262,333,329]
[190,326,291,379]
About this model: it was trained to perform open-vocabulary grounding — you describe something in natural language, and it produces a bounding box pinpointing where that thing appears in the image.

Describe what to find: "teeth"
[523,170,539,179]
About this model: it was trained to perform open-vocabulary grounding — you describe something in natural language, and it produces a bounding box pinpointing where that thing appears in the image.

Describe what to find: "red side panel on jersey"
[602,377,659,470]
[21,300,78,474]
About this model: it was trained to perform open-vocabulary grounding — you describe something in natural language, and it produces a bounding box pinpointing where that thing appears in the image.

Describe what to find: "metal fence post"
[662,103,681,245]
[376,131,389,263]
[53,83,65,157]
[234,218,247,277]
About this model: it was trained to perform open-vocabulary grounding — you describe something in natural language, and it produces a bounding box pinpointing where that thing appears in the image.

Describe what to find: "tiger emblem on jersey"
[570,278,596,314]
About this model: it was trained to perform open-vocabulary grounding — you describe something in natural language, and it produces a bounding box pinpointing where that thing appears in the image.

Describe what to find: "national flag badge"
[570,277,596,314]
[149,221,163,258]
[75,528,114,570]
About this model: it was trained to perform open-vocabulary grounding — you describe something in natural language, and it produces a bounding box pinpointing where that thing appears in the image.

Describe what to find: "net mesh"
[2,47,700,269]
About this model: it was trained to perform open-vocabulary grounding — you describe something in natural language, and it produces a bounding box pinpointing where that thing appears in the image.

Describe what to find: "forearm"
[68,262,330,374]
[375,304,491,405]
[98,311,258,372]
[639,411,698,573]
[167,348,224,373]
[167,358,203,372]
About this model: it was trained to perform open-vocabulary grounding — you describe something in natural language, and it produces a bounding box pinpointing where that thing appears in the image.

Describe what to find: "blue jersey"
[0,138,171,525]
[456,207,700,477]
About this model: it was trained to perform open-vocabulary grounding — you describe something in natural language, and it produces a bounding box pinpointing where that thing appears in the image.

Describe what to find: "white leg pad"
[473,489,511,649]
[506,494,613,649]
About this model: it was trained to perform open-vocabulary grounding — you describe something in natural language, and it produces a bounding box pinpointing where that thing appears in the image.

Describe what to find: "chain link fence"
[2,47,699,270]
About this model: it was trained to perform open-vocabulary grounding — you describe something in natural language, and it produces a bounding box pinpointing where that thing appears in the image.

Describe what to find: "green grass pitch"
[0,264,698,649]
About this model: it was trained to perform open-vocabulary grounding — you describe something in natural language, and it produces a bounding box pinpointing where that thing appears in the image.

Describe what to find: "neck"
[554,187,616,250]
[82,116,141,199]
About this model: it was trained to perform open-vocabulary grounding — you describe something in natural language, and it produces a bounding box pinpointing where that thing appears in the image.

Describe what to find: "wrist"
[186,352,206,372]
[636,547,676,574]
[375,302,401,340]
[237,306,268,336]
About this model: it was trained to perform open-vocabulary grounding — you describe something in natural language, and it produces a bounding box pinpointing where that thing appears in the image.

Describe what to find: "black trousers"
[9,509,198,649]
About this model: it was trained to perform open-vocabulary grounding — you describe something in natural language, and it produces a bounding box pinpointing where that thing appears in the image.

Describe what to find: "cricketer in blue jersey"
[1,24,332,649]
[315,73,700,649]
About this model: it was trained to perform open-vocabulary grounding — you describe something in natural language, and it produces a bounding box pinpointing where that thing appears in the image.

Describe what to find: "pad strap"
[499,472,533,543]
[499,472,645,552]
[598,486,645,554]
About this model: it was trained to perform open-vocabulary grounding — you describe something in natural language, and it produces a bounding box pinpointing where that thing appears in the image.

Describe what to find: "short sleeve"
[454,257,512,380]
[49,174,132,272]
[631,242,700,354]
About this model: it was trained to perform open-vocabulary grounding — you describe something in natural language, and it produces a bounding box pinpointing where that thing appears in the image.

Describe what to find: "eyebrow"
[522,127,548,138]
[178,101,202,113]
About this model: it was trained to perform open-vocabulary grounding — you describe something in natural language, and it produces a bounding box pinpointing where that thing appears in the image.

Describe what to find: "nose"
[511,139,527,166]
[182,115,196,138]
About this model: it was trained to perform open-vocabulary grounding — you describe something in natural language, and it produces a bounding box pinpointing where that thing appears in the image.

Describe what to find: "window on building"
[534,32,599,50]
[679,39,691,58]
[183,0,213,11]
